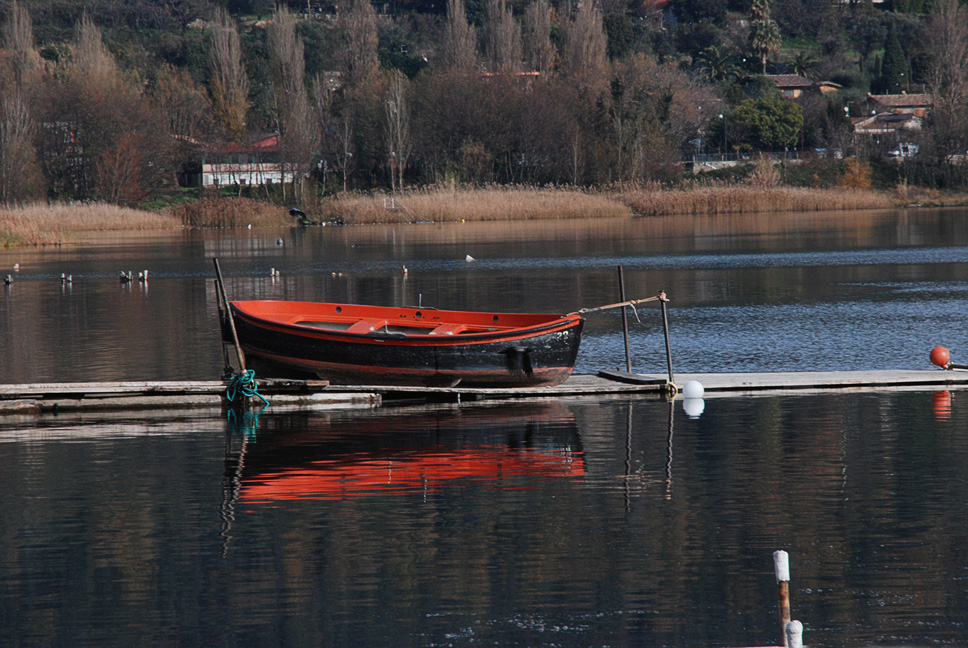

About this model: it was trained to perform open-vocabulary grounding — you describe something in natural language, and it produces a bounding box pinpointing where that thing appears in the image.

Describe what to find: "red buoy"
[930,346,951,369]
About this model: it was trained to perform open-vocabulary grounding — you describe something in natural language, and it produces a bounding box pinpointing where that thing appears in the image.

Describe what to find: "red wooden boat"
[227,300,584,387]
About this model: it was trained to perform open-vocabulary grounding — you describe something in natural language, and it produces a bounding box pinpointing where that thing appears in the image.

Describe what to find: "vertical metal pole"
[659,291,674,387]
[617,265,632,373]
[665,398,674,499]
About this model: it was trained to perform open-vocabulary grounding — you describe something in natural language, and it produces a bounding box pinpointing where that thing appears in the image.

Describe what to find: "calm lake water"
[2,208,968,646]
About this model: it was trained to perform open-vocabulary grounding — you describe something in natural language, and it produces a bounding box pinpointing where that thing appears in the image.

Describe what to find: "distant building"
[764,74,843,98]
[866,92,933,117]
[177,134,294,188]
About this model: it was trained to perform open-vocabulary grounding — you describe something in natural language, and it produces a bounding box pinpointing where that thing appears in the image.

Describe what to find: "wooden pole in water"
[617,265,632,373]
[774,550,792,646]
[213,258,247,373]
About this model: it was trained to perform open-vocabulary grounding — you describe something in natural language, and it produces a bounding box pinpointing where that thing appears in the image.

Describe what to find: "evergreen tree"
[881,29,907,93]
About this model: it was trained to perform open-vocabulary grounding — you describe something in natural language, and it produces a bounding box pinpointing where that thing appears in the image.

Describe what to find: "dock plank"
[1,369,965,417]
[627,369,968,394]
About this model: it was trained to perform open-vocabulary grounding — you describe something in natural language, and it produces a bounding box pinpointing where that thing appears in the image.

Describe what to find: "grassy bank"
[0,184,946,247]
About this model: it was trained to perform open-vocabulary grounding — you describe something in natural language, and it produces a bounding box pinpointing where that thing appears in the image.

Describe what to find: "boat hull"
[228,301,584,388]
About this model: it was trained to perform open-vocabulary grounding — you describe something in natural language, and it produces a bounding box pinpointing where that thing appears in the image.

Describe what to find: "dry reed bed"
[1,203,180,246]
[324,187,632,223]
[0,185,908,247]
[169,197,290,227]
[619,186,893,216]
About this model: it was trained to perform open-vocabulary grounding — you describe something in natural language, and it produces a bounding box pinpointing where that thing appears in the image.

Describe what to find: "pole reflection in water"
[221,407,263,556]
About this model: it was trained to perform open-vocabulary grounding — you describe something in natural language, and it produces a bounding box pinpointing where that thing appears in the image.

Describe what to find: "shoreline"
[1,185,964,248]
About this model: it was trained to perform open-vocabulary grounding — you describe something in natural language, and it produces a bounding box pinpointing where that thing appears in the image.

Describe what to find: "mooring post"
[213,258,247,374]
[785,620,803,648]
[774,550,792,646]
[659,291,675,391]
[617,265,632,373]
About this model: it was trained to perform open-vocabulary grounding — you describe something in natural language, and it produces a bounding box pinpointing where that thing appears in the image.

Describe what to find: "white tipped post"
[785,620,803,648]
[774,550,791,646]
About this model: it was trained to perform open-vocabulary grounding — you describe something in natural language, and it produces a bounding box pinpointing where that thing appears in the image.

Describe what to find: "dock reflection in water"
[226,402,585,505]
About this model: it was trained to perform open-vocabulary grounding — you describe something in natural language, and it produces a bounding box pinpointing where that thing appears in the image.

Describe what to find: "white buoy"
[786,620,803,648]
[682,380,704,399]
[465,254,475,262]
[683,398,704,417]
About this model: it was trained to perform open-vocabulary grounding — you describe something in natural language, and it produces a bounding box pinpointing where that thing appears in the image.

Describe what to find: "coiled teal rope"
[226,369,269,407]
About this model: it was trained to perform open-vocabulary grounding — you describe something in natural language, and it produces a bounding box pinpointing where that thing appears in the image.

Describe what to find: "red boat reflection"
[234,403,585,503]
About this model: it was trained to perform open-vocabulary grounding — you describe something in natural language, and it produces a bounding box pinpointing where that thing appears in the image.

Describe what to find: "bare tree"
[522,0,556,75]
[70,14,123,91]
[339,0,378,88]
[268,6,318,202]
[96,132,144,205]
[924,0,968,163]
[483,0,522,74]
[383,69,412,192]
[440,0,478,73]
[153,65,212,143]
[150,66,213,187]
[563,1,608,93]
[0,89,43,204]
[1,2,43,203]
[2,2,42,87]
[208,8,249,142]
[313,77,356,193]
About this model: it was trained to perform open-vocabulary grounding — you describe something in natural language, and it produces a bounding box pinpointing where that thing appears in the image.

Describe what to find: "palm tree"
[748,0,782,74]
[694,45,743,82]
[789,51,819,79]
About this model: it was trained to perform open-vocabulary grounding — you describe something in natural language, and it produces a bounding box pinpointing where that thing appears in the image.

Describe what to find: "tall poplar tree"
[483,0,522,73]
[339,0,379,88]
[523,0,555,75]
[441,0,478,73]
[208,9,249,142]
[564,1,608,92]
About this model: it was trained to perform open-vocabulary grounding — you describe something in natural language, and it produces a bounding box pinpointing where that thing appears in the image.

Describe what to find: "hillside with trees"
[1,0,967,211]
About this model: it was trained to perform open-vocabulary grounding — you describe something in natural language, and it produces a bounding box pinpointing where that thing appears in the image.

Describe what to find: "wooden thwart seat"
[429,323,468,335]
[345,319,387,334]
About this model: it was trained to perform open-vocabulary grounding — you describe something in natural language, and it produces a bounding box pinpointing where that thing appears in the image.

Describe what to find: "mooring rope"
[226,369,269,407]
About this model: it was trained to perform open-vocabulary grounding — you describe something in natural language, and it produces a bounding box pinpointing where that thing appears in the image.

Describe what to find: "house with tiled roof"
[765,74,843,98]
[852,112,922,137]
[866,92,932,117]
[850,92,933,148]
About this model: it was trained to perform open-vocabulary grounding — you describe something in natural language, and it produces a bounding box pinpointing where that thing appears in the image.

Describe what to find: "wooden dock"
[0,379,381,415]
[600,368,968,397]
[1,369,966,416]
